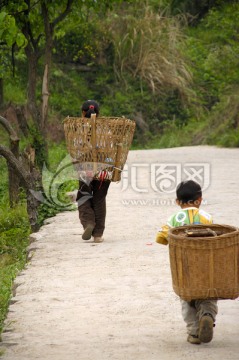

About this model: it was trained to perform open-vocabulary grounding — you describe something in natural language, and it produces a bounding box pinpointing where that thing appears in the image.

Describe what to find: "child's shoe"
[94,237,104,243]
[199,314,214,343]
[187,334,201,345]
[82,224,94,240]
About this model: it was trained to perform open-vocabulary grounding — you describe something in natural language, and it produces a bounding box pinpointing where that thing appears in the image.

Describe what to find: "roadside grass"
[0,143,76,336]
[0,203,30,334]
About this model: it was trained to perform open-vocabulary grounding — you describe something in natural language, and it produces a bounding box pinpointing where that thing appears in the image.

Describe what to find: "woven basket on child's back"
[63,116,136,182]
[168,224,239,301]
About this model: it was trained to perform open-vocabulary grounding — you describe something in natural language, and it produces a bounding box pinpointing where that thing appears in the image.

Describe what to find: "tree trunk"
[0,115,21,206]
[42,63,49,135]
[26,187,40,232]
[25,46,41,130]
[15,105,29,137]
[0,144,40,232]
[41,0,74,135]
[41,2,54,138]
[0,78,3,107]
[25,44,48,168]
[8,136,20,207]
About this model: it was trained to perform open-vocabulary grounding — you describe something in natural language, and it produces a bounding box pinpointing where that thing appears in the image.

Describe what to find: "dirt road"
[1,146,239,360]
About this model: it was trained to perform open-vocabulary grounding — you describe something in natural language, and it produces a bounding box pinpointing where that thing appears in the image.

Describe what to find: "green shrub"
[0,205,30,333]
[0,205,29,233]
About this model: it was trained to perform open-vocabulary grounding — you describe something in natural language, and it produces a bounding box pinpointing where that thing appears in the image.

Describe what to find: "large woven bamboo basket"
[168,224,239,301]
[63,116,136,182]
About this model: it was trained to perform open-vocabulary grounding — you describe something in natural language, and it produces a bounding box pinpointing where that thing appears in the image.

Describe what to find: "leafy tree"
[1,0,122,164]
[0,0,124,229]
[160,0,238,21]
[185,2,239,109]
[0,10,26,105]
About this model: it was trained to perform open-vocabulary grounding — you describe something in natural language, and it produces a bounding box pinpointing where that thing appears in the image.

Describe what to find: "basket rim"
[63,116,135,123]
[169,223,239,239]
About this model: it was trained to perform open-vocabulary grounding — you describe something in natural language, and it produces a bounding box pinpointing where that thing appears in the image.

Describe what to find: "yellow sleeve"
[156,224,170,245]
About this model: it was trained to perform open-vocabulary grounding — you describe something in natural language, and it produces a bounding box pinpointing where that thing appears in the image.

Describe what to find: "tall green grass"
[0,144,77,335]
[0,203,30,333]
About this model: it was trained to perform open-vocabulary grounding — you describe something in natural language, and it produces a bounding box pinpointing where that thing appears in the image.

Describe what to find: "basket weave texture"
[64,116,136,181]
[168,224,239,301]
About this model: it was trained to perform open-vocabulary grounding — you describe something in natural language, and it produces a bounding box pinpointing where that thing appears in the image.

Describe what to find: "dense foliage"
[1,0,238,147]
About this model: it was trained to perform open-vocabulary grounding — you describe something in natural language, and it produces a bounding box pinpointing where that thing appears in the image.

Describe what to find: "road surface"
[1,146,239,360]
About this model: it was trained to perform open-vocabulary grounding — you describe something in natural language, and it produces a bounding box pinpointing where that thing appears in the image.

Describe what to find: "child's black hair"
[81,100,99,118]
[176,180,202,204]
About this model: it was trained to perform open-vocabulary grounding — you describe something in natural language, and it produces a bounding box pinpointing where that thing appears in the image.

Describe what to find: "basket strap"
[90,114,97,173]
[112,143,123,181]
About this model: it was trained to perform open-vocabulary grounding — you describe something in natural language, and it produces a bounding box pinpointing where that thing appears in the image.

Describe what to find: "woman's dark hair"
[81,100,99,118]
[176,180,202,204]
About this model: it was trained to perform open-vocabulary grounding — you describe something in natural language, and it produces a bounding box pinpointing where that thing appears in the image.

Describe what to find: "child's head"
[176,180,202,207]
[81,100,99,118]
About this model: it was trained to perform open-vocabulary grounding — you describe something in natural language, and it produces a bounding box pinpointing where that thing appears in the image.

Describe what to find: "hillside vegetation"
[2,1,239,148]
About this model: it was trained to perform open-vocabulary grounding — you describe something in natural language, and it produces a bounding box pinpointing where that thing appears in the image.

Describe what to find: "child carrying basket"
[156,180,239,345]
[64,100,135,243]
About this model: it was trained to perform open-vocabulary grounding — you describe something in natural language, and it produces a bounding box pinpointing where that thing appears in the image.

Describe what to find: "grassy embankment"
[0,142,78,336]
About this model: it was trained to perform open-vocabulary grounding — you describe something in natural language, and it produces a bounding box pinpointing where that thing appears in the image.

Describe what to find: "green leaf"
[16,33,27,47]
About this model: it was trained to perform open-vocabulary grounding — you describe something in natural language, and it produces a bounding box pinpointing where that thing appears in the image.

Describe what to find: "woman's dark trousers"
[76,179,110,237]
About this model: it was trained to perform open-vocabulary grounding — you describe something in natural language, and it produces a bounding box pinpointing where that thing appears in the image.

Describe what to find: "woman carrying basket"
[76,100,110,243]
